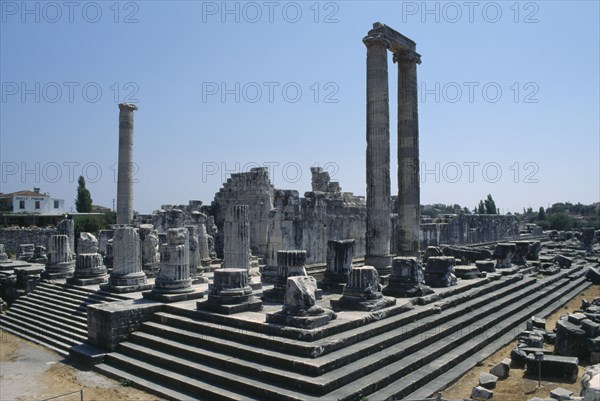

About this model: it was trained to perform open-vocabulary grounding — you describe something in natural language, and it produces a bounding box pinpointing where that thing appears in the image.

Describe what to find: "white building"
[0,187,65,215]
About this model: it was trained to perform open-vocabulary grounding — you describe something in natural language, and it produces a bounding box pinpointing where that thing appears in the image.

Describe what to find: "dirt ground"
[0,331,164,401]
[442,284,600,401]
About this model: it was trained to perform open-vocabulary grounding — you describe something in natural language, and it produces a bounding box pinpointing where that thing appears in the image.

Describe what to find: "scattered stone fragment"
[585,267,600,284]
[511,347,529,367]
[490,359,511,379]
[527,316,547,331]
[553,254,573,268]
[549,387,573,400]
[526,354,579,381]
[479,372,498,389]
[580,364,600,401]
[471,385,494,400]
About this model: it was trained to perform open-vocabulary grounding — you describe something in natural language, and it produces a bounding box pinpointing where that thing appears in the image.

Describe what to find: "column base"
[67,275,109,286]
[199,297,263,315]
[142,289,204,303]
[266,309,336,329]
[330,295,396,312]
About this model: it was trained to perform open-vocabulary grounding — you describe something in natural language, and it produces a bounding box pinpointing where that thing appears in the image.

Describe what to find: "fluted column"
[117,103,137,225]
[395,49,421,257]
[223,205,250,271]
[363,33,392,273]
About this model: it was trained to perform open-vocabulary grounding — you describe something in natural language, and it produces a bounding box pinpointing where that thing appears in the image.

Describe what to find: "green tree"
[538,206,546,221]
[548,212,578,231]
[484,194,497,214]
[75,175,93,212]
[477,200,485,214]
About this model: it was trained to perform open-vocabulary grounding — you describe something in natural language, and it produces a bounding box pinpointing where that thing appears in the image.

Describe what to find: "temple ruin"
[0,23,599,401]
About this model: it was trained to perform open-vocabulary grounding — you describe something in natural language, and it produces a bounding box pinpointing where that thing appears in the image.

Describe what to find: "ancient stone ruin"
[0,22,598,401]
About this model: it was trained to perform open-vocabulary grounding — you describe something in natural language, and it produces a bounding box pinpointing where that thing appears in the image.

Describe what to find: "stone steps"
[0,281,125,355]
[140,274,534,379]
[404,277,593,399]
[360,273,590,401]
[92,265,589,400]
[96,355,263,401]
[154,274,525,361]
[11,299,88,328]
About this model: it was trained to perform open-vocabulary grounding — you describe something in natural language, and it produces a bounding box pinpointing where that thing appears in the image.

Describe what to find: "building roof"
[0,190,50,199]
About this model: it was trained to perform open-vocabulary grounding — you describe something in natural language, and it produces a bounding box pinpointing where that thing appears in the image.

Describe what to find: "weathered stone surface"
[476,260,496,273]
[44,234,75,279]
[555,316,590,358]
[527,316,547,331]
[512,241,531,265]
[479,372,498,389]
[0,244,8,262]
[490,358,511,379]
[549,387,573,400]
[28,245,47,264]
[454,265,481,279]
[56,219,75,257]
[204,269,261,314]
[68,232,108,285]
[331,266,396,311]
[87,299,163,351]
[266,276,336,329]
[139,225,160,277]
[554,254,573,268]
[383,256,432,297]
[223,205,251,271]
[101,227,150,293]
[116,103,137,225]
[526,354,579,381]
[526,241,542,261]
[320,239,355,292]
[17,243,35,261]
[581,227,596,251]
[213,168,274,258]
[0,228,56,257]
[585,267,600,284]
[151,228,193,294]
[443,246,493,264]
[425,256,457,287]
[471,385,494,400]
[511,347,529,367]
[363,32,393,269]
[263,250,308,302]
[494,243,516,269]
[580,364,600,400]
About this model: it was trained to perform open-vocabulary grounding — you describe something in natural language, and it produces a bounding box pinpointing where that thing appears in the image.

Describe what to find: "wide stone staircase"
[0,281,129,356]
[93,263,593,401]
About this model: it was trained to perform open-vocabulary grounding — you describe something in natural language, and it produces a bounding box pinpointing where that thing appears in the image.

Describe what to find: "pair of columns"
[364,30,421,273]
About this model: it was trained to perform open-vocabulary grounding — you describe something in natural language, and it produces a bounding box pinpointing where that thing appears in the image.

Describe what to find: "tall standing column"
[117,103,138,225]
[395,49,421,257]
[363,34,392,273]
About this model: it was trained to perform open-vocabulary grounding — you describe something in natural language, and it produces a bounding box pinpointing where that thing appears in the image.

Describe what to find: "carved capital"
[393,50,422,65]
[119,103,138,112]
[362,34,390,49]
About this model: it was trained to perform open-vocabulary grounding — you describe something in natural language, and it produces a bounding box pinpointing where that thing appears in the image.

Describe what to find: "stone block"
[87,299,164,351]
[471,386,493,400]
[490,358,511,379]
[479,372,498,389]
[526,355,579,381]
[549,387,573,400]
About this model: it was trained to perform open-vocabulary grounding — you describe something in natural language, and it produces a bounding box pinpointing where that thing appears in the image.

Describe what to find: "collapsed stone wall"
[210,168,519,265]
[212,167,275,257]
[419,214,519,248]
[0,227,57,255]
[266,188,366,266]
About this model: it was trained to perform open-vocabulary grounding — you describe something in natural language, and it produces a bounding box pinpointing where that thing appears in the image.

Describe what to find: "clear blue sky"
[1,1,599,214]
